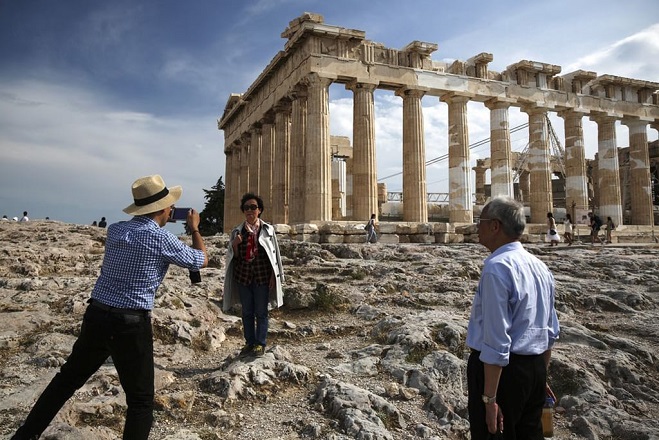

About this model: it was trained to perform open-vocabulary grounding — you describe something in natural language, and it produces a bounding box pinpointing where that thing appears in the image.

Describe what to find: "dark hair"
[566,213,572,221]
[240,193,264,217]
[370,213,376,219]
[547,212,554,218]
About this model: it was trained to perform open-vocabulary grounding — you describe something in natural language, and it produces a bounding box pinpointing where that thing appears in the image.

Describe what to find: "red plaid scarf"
[244,220,260,262]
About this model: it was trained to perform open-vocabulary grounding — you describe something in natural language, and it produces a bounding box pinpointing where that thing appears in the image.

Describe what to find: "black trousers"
[467,350,546,440]
[12,303,154,440]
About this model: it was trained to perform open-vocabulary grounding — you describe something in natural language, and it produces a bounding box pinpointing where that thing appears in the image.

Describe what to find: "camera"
[169,207,192,222]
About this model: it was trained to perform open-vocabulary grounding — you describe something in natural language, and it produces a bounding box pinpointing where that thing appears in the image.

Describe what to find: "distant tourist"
[19,211,29,222]
[91,221,98,226]
[365,213,377,243]
[546,212,559,246]
[563,213,574,246]
[98,216,107,228]
[10,174,208,440]
[12,217,18,221]
[1,215,8,221]
[588,212,603,245]
[605,216,615,244]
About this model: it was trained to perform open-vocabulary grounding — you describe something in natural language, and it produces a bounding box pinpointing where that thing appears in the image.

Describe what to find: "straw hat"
[123,175,182,215]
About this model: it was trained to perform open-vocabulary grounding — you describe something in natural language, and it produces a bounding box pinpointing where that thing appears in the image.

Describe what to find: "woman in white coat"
[223,193,284,358]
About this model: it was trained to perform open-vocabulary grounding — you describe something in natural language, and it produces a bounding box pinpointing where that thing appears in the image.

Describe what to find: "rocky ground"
[0,220,658,440]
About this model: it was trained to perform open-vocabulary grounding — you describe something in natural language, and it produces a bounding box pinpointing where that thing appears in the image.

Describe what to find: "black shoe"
[239,344,254,358]
[252,344,265,357]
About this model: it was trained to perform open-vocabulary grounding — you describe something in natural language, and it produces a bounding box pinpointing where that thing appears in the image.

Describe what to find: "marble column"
[558,110,590,222]
[223,145,239,232]
[347,81,378,221]
[397,88,427,222]
[304,73,333,222]
[485,99,514,198]
[260,114,275,218]
[271,101,291,225]
[473,164,487,204]
[622,118,653,225]
[249,125,262,196]
[240,133,251,197]
[289,86,308,224]
[442,93,473,223]
[523,107,553,223]
[591,114,623,226]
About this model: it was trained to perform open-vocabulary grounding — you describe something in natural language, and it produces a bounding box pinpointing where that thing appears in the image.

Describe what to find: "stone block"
[322,234,347,244]
[273,223,292,235]
[344,234,367,244]
[292,223,319,234]
[410,234,434,244]
[377,223,399,234]
[432,223,454,233]
[291,233,319,243]
[398,235,410,243]
[378,234,400,244]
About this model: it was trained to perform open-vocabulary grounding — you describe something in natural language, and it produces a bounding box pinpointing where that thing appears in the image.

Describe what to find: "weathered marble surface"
[1,220,658,439]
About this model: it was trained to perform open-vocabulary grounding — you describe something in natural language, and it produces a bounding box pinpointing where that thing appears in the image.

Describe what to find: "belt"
[88,299,150,316]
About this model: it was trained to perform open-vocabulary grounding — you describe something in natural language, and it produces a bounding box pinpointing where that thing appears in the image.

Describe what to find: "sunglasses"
[243,204,259,211]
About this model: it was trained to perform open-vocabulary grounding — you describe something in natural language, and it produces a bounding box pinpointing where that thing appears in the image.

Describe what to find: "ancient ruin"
[218,12,659,241]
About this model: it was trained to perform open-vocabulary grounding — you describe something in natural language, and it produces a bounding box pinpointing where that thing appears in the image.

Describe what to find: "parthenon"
[218,12,659,236]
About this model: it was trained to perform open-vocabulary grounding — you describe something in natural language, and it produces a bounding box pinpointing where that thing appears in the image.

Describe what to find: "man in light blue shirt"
[466,196,560,439]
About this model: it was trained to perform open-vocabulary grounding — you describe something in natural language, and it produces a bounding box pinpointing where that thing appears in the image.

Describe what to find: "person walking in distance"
[563,213,574,246]
[223,193,284,358]
[365,213,377,243]
[11,175,208,440]
[467,196,560,439]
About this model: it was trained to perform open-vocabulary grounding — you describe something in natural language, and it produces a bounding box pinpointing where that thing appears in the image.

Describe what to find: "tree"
[198,176,225,235]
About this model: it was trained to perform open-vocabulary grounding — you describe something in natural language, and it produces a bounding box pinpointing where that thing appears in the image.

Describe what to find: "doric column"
[223,144,240,232]
[622,118,653,225]
[347,81,378,221]
[473,163,487,204]
[304,73,333,222]
[558,110,589,222]
[240,133,251,196]
[260,113,275,218]
[485,99,514,198]
[271,101,291,225]
[289,85,308,224]
[523,107,553,223]
[442,93,473,223]
[590,114,623,226]
[249,125,262,196]
[397,88,428,222]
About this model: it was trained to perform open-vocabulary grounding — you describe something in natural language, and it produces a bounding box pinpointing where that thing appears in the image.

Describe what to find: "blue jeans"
[12,304,154,440]
[238,282,269,347]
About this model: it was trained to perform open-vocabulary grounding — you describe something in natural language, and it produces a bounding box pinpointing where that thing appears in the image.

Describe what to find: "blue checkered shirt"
[91,216,205,310]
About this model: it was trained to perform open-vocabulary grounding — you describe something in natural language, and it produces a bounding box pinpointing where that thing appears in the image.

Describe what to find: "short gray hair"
[483,196,526,239]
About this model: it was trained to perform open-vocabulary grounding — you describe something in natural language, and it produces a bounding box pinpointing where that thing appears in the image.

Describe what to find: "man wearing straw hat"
[12,175,208,440]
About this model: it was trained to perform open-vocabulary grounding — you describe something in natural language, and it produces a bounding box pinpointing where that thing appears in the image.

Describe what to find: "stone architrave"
[304,73,333,222]
[289,85,308,224]
[397,88,428,223]
[523,107,553,223]
[622,118,653,225]
[591,114,623,226]
[558,110,590,222]
[249,125,262,196]
[260,114,275,217]
[442,93,473,223]
[271,101,291,225]
[485,99,514,199]
[347,81,378,222]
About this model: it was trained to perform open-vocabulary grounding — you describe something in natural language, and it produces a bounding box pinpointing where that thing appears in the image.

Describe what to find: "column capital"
[440,92,473,104]
[521,105,549,116]
[345,80,378,93]
[303,72,334,89]
[273,98,292,114]
[589,112,620,124]
[484,97,514,110]
[249,124,262,135]
[557,108,589,119]
[621,116,652,128]
[395,87,427,99]
[260,110,276,125]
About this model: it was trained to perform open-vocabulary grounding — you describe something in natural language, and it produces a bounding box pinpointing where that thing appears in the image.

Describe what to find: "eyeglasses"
[477,218,497,226]
[243,204,259,211]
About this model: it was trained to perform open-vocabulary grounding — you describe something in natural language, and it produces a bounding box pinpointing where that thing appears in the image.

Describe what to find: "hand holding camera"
[168,207,203,284]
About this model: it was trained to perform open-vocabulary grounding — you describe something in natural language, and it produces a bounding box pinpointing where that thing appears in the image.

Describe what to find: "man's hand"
[485,402,504,435]
[186,209,201,231]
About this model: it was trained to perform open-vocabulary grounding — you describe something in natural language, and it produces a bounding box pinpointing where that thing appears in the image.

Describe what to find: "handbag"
[549,229,556,235]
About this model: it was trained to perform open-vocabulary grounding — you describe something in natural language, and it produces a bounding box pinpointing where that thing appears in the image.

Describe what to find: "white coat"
[223,220,284,312]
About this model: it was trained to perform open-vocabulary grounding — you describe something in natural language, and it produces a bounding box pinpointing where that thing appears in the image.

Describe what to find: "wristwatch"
[482,394,496,404]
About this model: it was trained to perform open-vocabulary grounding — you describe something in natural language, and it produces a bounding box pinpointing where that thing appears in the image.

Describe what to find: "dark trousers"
[467,350,546,440]
[12,303,154,440]
[239,281,270,347]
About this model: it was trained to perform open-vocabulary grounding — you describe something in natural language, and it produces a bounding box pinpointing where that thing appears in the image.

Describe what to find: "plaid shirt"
[91,216,205,310]
[233,226,273,286]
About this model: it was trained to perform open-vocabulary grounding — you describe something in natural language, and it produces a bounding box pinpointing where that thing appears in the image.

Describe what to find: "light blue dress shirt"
[466,242,560,366]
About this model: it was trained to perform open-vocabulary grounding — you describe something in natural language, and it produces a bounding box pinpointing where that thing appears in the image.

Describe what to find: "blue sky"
[1,0,657,227]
